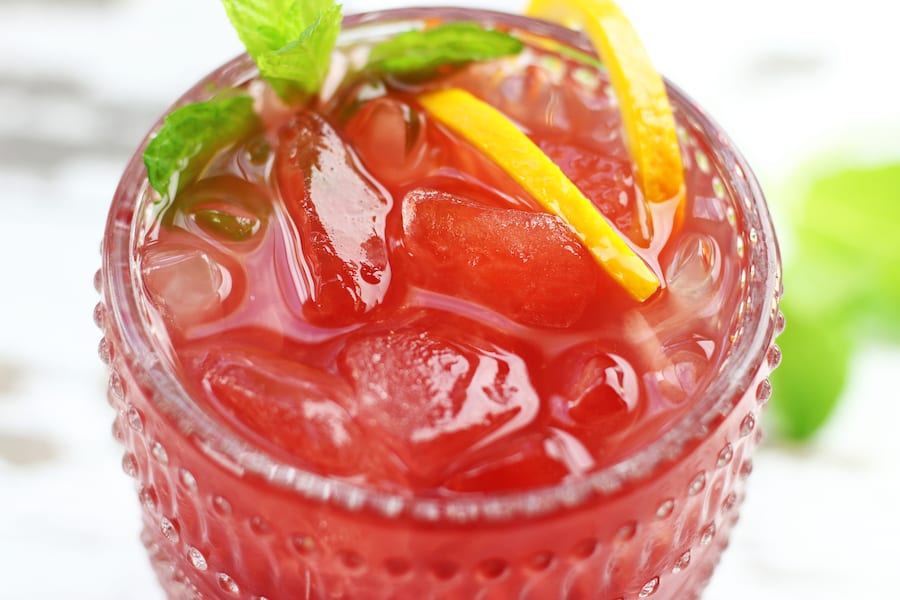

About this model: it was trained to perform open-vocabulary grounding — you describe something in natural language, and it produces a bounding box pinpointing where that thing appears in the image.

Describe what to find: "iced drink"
[97,7,782,599]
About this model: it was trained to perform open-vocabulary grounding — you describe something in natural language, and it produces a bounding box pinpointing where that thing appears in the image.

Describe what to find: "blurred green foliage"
[771,162,900,439]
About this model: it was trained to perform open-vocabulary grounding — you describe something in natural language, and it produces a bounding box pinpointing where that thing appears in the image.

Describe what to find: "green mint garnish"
[772,297,853,440]
[143,95,258,199]
[220,0,342,101]
[548,43,605,71]
[367,22,524,76]
[771,162,900,440]
[194,208,261,241]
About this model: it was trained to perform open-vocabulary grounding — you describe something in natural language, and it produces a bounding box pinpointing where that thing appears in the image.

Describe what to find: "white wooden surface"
[1,1,898,598]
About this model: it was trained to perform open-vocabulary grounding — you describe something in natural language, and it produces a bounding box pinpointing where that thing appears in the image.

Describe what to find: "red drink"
[98,8,782,599]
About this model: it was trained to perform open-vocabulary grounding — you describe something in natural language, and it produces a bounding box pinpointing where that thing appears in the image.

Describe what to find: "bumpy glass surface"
[98,8,782,600]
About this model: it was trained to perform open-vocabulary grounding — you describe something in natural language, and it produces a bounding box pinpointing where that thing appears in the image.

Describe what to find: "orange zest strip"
[419,87,660,301]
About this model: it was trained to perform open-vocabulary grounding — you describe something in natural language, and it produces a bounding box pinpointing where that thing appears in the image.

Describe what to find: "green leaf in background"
[143,96,258,199]
[771,162,900,440]
[796,163,900,335]
[772,297,854,440]
[367,23,524,77]
[220,0,342,100]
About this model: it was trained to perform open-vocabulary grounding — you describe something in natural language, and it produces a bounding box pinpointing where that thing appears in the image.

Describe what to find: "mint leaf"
[795,163,900,334]
[367,23,523,76]
[769,161,900,440]
[194,208,260,241]
[771,297,853,440]
[220,0,342,100]
[143,96,258,199]
[556,46,604,70]
[533,38,605,71]
[256,5,342,97]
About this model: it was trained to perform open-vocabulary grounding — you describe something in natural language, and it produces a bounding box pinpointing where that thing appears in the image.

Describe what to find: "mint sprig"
[143,96,258,199]
[367,22,524,77]
[221,0,342,101]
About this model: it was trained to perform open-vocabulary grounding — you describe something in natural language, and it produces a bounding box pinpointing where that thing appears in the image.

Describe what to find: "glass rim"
[103,7,782,524]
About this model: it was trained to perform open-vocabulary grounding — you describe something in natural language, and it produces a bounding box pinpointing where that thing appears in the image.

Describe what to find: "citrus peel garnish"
[526,0,684,206]
[418,88,660,301]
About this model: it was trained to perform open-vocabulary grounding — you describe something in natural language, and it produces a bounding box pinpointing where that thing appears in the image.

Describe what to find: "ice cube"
[201,130,273,186]
[643,336,714,407]
[452,63,561,133]
[168,175,271,247]
[184,345,376,478]
[443,428,594,493]
[339,325,540,485]
[545,343,641,438]
[344,95,534,209]
[276,112,391,326]
[537,136,647,245]
[665,233,723,303]
[141,234,243,331]
[448,60,625,151]
[402,189,600,327]
[343,97,431,189]
[664,233,734,332]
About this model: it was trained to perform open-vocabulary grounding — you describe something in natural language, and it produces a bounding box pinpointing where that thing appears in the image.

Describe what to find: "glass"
[97,8,782,599]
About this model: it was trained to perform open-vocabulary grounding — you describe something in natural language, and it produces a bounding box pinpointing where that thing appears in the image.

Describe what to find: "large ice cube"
[339,325,540,485]
[276,112,391,326]
[402,189,601,327]
[184,345,377,478]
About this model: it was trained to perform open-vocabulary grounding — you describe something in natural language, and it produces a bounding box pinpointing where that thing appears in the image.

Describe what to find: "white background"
[0,0,898,598]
